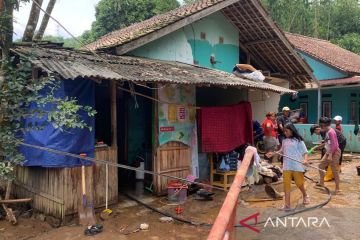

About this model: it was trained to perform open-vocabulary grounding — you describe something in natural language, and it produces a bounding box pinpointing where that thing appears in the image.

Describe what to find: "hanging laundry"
[198,102,253,153]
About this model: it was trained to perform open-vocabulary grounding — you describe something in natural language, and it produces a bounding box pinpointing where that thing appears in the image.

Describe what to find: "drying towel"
[198,102,253,153]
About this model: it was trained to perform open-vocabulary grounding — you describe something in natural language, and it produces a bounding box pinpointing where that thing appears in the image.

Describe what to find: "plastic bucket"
[167,182,188,203]
[357,166,360,176]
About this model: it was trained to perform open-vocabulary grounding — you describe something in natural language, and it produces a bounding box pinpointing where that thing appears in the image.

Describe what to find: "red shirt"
[335,124,342,133]
[262,118,277,137]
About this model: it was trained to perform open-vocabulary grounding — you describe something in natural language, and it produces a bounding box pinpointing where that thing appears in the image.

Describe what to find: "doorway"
[117,85,153,192]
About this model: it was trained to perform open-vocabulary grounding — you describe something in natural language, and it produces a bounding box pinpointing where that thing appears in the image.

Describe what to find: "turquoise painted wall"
[129,12,239,73]
[295,124,360,153]
[280,87,360,124]
[299,52,348,80]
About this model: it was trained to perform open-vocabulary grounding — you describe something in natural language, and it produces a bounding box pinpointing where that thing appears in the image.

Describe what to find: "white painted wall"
[249,82,289,122]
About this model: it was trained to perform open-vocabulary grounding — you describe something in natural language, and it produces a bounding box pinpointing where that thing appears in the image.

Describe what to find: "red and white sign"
[160,126,175,132]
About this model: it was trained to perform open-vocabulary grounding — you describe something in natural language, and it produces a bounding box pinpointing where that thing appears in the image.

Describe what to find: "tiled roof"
[11,45,295,94]
[286,33,360,74]
[320,76,360,87]
[84,0,315,89]
[85,0,229,51]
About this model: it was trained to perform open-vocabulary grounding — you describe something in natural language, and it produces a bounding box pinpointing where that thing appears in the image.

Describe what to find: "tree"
[0,1,95,180]
[261,0,360,54]
[34,0,57,41]
[332,33,360,55]
[22,0,43,42]
[81,0,179,44]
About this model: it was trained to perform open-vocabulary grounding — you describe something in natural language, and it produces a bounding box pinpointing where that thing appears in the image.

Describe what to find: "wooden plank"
[111,80,117,147]
[116,0,240,55]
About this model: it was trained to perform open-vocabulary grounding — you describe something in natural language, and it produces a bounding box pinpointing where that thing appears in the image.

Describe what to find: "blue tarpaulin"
[21,79,95,167]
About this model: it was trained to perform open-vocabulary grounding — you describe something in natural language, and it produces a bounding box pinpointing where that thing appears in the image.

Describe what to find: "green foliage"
[42,35,81,48]
[332,33,360,55]
[0,55,95,180]
[80,0,179,44]
[261,0,360,54]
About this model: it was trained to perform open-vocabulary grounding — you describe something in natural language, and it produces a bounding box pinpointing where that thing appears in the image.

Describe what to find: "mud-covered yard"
[1,154,360,240]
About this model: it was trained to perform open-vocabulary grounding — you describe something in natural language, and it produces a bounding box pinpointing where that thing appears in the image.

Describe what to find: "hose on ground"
[123,174,332,228]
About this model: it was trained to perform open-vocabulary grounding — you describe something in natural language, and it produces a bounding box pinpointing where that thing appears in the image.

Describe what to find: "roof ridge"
[285,32,330,43]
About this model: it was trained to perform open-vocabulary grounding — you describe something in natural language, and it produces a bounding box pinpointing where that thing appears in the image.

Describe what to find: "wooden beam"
[111,80,117,148]
[116,0,240,55]
[249,0,316,82]
[244,38,279,46]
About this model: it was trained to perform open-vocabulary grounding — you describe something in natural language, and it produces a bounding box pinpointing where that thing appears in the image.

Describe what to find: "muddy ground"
[0,153,359,240]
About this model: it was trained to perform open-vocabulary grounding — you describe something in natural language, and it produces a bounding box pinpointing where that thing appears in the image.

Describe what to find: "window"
[200,32,206,40]
[299,102,308,118]
[322,101,332,118]
[351,101,356,122]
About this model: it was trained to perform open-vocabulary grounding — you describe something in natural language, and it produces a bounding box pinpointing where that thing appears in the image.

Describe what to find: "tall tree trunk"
[0,0,14,70]
[34,0,56,41]
[22,0,43,42]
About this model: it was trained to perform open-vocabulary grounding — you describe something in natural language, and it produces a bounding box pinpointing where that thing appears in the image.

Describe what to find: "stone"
[159,216,174,223]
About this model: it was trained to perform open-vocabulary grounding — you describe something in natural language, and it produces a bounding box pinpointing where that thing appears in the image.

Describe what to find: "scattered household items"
[198,102,253,153]
[195,189,215,201]
[100,163,113,221]
[84,224,103,236]
[265,185,283,199]
[233,64,265,82]
[253,120,265,154]
[209,154,237,190]
[0,181,25,225]
[159,216,174,223]
[167,181,188,203]
[175,206,184,214]
[258,163,282,184]
[78,154,96,226]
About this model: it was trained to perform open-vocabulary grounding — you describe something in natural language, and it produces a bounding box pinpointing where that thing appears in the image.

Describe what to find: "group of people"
[261,107,344,211]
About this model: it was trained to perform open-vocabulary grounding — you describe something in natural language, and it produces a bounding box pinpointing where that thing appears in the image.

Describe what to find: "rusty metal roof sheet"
[12,46,295,94]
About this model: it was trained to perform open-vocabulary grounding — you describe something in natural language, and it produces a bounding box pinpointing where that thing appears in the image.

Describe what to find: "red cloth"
[198,102,253,153]
[262,118,277,137]
[336,124,342,133]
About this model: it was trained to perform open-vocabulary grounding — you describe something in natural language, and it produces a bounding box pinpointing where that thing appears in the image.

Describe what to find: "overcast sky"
[13,0,101,39]
[13,0,185,40]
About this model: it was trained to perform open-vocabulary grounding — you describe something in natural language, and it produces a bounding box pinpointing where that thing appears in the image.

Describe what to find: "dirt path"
[1,154,359,240]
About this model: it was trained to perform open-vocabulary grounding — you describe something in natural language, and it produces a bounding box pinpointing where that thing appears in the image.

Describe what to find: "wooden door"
[154,141,191,195]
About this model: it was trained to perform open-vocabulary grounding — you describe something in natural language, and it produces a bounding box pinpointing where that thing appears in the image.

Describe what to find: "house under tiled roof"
[84,0,315,89]
[11,45,295,94]
[286,33,360,75]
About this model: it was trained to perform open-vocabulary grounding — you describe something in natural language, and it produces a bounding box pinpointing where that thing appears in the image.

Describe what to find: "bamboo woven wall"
[13,147,118,219]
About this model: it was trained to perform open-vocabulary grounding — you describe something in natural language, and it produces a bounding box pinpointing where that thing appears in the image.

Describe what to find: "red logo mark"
[239,212,260,233]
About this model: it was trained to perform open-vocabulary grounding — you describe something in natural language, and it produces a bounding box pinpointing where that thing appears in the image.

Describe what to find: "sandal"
[303,195,310,205]
[279,205,292,211]
[84,224,103,236]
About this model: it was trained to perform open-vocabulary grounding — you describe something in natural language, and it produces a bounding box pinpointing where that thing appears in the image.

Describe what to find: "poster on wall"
[158,85,199,177]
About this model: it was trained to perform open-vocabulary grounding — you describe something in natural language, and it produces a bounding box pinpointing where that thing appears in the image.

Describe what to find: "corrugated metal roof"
[12,46,295,94]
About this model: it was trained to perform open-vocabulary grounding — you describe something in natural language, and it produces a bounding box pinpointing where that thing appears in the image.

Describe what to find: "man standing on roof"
[334,116,343,133]
[277,106,292,145]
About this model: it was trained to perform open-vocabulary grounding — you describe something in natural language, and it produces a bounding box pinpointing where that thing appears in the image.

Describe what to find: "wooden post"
[111,81,117,148]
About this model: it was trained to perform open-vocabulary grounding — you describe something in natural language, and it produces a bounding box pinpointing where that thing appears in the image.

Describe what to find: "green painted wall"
[280,87,360,124]
[299,52,348,80]
[295,124,360,153]
[129,12,239,73]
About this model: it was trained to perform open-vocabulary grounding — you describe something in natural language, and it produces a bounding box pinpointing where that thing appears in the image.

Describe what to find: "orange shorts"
[283,170,305,192]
